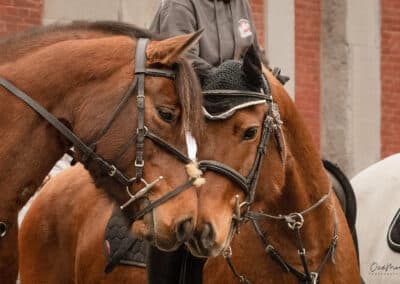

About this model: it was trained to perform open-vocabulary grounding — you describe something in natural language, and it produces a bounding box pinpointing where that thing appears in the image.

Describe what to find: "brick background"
[249,0,264,48]
[381,0,400,158]
[294,0,321,149]
[0,0,43,36]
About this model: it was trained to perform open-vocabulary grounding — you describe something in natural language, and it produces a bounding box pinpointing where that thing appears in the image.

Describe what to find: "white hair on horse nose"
[185,131,197,160]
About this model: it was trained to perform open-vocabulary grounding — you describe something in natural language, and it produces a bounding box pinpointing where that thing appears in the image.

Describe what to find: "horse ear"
[241,45,263,89]
[147,29,203,66]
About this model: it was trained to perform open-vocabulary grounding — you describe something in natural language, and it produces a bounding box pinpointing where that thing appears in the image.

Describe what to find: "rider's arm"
[150,2,215,79]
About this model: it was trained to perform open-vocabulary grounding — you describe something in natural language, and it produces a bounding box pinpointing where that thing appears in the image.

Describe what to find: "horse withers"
[0,21,203,284]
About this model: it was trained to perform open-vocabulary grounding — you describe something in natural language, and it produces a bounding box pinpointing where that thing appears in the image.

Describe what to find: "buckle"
[135,159,144,168]
[310,272,319,284]
[108,165,117,177]
[286,212,304,230]
[136,126,148,136]
[297,248,306,256]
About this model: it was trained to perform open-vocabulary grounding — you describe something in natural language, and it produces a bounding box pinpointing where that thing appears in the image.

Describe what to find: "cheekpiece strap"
[134,38,149,181]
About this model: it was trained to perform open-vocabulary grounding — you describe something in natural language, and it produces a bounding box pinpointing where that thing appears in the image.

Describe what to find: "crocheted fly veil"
[202,45,269,120]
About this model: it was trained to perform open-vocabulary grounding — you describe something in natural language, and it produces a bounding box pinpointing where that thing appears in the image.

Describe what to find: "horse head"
[0,22,205,252]
[79,31,205,251]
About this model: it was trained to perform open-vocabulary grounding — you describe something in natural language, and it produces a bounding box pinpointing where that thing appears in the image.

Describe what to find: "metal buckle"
[286,212,304,230]
[310,272,319,284]
[134,159,144,168]
[136,125,149,136]
[298,248,306,256]
[265,244,275,253]
[233,195,250,234]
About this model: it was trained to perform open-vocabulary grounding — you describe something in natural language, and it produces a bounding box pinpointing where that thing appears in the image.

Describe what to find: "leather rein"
[0,38,197,229]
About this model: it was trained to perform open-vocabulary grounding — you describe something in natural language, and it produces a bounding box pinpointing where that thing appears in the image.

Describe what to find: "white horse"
[352,153,400,284]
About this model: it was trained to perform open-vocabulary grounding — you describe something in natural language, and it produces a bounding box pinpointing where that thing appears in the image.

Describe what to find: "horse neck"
[0,35,133,211]
[256,74,334,256]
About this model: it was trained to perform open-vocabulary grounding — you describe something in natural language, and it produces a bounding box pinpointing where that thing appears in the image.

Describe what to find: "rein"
[0,37,197,227]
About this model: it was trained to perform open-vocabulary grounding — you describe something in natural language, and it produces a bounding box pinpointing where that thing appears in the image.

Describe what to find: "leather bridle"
[199,75,283,212]
[0,38,198,227]
[198,74,337,284]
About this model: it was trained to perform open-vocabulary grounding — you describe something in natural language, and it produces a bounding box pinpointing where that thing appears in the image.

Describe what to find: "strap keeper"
[298,248,306,256]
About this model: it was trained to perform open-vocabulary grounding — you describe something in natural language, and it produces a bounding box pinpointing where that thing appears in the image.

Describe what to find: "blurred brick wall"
[0,0,43,36]
[249,0,264,47]
[381,0,400,157]
[294,0,321,149]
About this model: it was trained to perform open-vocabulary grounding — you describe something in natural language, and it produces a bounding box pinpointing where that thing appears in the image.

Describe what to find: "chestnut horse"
[190,48,360,283]
[0,22,204,284]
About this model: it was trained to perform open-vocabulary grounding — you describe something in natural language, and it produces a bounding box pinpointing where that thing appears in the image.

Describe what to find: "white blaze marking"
[185,131,197,161]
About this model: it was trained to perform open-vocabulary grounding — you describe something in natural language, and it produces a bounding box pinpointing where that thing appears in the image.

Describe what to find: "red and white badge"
[238,19,253,38]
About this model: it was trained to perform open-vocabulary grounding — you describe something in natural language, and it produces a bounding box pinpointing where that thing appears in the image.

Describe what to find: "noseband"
[0,38,198,229]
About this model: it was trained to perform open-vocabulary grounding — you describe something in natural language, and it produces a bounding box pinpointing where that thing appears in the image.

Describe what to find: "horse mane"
[0,21,159,64]
[0,20,203,136]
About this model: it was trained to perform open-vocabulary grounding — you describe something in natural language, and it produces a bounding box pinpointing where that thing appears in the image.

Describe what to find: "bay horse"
[352,154,400,284]
[187,46,361,283]
[0,21,204,284]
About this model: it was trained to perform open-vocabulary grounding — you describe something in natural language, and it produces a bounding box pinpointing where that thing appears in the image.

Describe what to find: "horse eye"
[157,107,175,123]
[242,127,258,141]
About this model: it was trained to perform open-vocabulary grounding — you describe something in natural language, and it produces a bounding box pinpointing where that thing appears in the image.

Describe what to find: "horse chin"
[153,237,181,252]
[132,220,153,241]
[132,218,181,252]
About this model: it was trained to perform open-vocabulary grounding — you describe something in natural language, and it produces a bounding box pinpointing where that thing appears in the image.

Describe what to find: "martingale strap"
[243,195,338,284]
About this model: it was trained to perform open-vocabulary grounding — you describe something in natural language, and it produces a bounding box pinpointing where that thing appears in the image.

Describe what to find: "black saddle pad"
[388,209,400,253]
[104,207,148,273]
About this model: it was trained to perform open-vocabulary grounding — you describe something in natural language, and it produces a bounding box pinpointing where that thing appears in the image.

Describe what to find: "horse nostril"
[200,223,215,249]
[176,218,194,242]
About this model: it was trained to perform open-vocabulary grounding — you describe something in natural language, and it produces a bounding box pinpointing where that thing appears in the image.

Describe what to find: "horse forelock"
[174,58,204,140]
